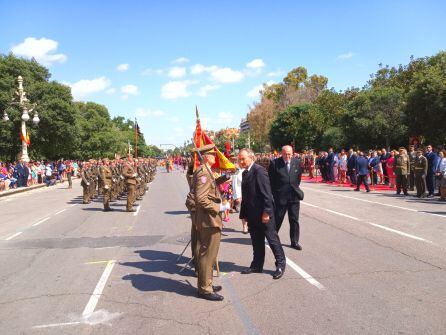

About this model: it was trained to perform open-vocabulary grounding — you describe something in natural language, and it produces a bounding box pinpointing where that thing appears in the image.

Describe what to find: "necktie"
[287,161,290,173]
[242,169,248,178]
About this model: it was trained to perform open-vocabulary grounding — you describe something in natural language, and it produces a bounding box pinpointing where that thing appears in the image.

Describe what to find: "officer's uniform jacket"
[122,162,137,185]
[414,156,428,175]
[81,168,90,187]
[100,166,113,187]
[193,165,222,229]
[393,154,410,175]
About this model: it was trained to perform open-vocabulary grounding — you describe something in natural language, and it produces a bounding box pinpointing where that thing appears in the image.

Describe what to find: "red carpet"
[302,175,395,192]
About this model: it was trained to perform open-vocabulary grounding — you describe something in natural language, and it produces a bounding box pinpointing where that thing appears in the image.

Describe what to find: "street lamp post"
[2,76,39,162]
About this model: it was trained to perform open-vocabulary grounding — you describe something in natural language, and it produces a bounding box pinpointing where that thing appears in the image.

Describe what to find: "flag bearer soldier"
[122,155,138,212]
[193,144,229,301]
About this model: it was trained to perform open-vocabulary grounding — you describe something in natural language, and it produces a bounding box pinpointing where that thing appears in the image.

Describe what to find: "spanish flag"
[194,106,235,171]
[20,129,31,146]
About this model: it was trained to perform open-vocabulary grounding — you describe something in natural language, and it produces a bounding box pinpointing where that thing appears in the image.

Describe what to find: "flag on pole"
[193,106,235,171]
[20,129,30,146]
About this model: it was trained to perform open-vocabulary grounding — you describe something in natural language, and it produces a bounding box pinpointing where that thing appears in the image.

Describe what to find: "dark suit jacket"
[347,154,357,171]
[355,156,369,176]
[425,152,440,174]
[268,157,302,205]
[326,152,334,167]
[239,163,274,225]
[16,163,25,177]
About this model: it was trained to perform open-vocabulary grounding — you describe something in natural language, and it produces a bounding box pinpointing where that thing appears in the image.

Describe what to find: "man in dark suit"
[268,145,303,250]
[15,159,25,187]
[347,149,357,186]
[326,148,335,182]
[355,151,370,192]
[238,148,286,279]
[425,144,440,197]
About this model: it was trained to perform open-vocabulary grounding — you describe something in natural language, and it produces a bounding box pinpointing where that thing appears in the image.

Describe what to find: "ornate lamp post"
[2,76,39,162]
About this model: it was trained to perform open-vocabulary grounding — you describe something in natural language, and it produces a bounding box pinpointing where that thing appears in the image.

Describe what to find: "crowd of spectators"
[0,159,80,192]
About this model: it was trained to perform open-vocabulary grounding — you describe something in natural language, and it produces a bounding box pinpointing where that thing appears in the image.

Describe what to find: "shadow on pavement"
[120,249,250,294]
[221,237,252,246]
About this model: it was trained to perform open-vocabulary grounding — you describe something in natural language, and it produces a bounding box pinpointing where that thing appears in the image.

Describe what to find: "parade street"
[0,169,445,335]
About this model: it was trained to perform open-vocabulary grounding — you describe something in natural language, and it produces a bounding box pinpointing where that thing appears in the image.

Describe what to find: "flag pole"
[134,118,138,158]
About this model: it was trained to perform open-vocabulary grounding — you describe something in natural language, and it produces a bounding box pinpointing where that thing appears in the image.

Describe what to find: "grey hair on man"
[239,148,255,159]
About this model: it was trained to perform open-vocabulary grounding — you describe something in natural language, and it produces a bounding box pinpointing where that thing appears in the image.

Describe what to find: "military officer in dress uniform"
[81,162,91,204]
[393,147,410,195]
[99,158,114,211]
[193,144,229,301]
[414,149,428,198]
[122,155,138,212]
[408,145,417,191]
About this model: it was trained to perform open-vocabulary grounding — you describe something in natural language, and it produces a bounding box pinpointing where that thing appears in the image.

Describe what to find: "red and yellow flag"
[20,129,31,146]
[194,107,235,171]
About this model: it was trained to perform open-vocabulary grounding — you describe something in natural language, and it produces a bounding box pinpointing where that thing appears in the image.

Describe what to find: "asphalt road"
[0,168,445,334]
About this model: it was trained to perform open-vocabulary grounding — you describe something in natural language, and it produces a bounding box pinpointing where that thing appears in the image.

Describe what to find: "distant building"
[239,118,250,133]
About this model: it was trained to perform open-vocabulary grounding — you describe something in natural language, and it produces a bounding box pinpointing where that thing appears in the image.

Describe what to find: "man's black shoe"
[241,267,262,274]
[427,194,434,198]
[273,267,285,280]
[198,292,224,301]
[291,243,302,250]
[104,207,113,212]
[354,188,360,191]
[212,285,222,292]
[126,208,137,212]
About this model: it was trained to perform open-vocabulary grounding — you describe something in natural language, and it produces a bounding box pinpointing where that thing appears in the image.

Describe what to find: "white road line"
[33,321,81,329]
[5,232,23,240]
[70,203,78,207]
[82,260,116,318]
[302,201,432,243]
[54,209,67,215]
[366,222,430,242]
[266,245,325,290]
[133,205,141,216]
[32,217,51,227]
[303,187,446,219]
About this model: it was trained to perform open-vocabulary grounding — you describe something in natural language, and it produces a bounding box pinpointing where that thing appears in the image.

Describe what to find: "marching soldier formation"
[80,155,157,212]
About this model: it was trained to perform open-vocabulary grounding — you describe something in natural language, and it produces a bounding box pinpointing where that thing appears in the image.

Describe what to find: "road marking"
[133,205,141,216]
[266,245,325,290]
[5,232,23,240]
[32,217,51,227]
[33,321,81,329]
[85,260,113,265]
[82,260,116,318]
[303,187,446,219]
[70,203,78,207]
[55,209,67,215]
[366,222,430,242]
[302,201,432,243]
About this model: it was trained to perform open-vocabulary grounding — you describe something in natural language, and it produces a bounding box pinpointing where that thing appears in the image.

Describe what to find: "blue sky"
[1,0,445,147]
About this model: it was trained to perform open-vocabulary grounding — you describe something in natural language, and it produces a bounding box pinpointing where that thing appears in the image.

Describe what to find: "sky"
[0,0,445,147]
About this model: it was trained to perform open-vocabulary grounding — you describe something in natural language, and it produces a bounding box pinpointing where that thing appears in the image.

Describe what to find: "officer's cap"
[193,144,216,155]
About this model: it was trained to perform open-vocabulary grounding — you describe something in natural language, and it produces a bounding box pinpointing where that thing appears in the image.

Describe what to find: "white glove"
[86,182,90,186]
[120,175,124,180]
[219,203,231,212]
[104,185,109,189]
[133,173,138,177]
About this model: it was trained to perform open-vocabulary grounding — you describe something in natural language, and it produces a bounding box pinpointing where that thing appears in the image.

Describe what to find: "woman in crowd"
[376,150,384,184]
[338,150,347,184]
[386,150,396,188]
[437,150,446,200]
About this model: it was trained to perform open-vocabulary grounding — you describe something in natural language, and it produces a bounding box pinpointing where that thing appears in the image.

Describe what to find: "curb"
[0,177,79,198]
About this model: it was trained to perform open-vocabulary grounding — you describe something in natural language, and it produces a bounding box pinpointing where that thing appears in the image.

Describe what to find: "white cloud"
[246,58,265,69]
[211,67,244,83]
[337,52,355,60]
[135,107,165,117]
[116,63,129,71]
[121,84,139,95]
[168,66,186,78]
[68,76,111,100]
[247,81,275,99]
[172,57,189,64]
[190,64,218,75]
[161,80,196,100]
[141,68,164,76]
[11,37,67,66]
[106,88,116,95]
[267,69,284,77]
[197,84,220,97]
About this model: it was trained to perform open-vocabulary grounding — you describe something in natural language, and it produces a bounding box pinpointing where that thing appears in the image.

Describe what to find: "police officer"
[193,144,229,301]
